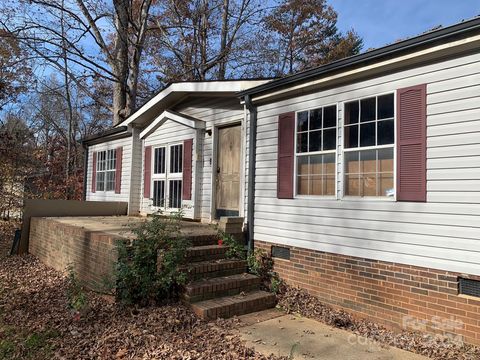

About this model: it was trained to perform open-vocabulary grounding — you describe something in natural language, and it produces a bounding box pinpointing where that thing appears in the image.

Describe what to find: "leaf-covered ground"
[1,220,479,360]
[0,224,283,360]
[277,286,480,360]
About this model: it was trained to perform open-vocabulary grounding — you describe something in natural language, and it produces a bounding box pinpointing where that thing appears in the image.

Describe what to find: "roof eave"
[238,17,480,99]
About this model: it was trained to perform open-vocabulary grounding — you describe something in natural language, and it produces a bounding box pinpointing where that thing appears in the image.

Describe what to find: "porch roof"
[140,110,205,139]
[119,80,270,129]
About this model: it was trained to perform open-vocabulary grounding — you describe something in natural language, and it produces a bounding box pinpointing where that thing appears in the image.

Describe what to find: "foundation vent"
[459,277,480,298]
[271,246,290,260]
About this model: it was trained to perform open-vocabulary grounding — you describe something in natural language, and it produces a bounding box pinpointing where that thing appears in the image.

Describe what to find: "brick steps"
[186,244,229,262]
[182,228,276,320]
[190,290,276,320]
[185,259,247,280]
[188,235,219,247]
[183,273,261,302]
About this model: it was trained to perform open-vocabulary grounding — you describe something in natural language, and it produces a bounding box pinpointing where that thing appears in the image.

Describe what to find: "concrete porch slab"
[236,310,428,360]
[45,216,217,239]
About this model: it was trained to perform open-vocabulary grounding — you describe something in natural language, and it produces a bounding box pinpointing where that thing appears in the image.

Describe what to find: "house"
[83,18,480,345]
[82,80,269,221]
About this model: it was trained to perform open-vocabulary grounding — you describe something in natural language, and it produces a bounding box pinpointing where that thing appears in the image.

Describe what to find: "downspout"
[82,143,89,201]
[244,95,257,255]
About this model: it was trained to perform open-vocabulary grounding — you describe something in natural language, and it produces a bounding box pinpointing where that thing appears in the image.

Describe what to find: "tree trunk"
[218,0,230,80]
[112,0,130,125]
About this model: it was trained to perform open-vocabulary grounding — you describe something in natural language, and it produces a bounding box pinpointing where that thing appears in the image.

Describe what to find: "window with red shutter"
[115,147,123,194]
[396,84,427,202]
[277,112,295,199]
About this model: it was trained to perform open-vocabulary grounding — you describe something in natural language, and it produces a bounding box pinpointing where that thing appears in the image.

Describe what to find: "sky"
[330,0,480,50]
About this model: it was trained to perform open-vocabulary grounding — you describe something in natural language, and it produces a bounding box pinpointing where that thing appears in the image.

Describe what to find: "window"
[153,180,165,207]
[170,144,183,174]
[154,147,166,174]
[296,105,337,196]
[96,149,116,192]
[151,144,183,209]
[344,94,394,197]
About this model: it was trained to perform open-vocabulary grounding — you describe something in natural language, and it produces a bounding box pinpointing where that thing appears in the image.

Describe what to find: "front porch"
[28,215,275,319]
[28,216,218,291]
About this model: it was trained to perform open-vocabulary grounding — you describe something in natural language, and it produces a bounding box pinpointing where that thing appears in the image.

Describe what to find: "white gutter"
[250,34,480,103]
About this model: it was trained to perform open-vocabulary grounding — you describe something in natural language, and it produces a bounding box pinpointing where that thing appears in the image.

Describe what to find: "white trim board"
[121,80,271,128]
[140,110,205,139]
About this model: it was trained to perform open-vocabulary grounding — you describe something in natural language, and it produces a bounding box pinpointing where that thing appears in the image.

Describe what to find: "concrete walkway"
[237,310,428,360]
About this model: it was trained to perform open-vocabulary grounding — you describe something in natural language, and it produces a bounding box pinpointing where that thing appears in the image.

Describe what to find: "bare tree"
[264,0,363,75]
[1,0,155,125]
[0,29,32,112]
[145,0,266,82]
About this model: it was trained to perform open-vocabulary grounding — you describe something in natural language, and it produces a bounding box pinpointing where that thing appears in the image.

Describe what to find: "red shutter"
[277,112,295,199]
[183,139,193,200]
[397,84,427,202]
[143,146,152,198]
[91,151,97,193]
[115,147,123,194]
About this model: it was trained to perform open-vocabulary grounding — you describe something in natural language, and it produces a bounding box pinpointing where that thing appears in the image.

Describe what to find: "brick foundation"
[255,240,480,346]
[29,217,118,291]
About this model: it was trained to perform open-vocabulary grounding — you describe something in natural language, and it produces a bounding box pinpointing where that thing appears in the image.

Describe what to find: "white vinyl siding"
[140,97,245,221]
[251,50,480,276]
[85,137,131,204]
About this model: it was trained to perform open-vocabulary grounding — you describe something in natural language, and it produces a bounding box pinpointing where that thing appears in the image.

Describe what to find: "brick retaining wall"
[255,240,480,346]
[29,217,118,291]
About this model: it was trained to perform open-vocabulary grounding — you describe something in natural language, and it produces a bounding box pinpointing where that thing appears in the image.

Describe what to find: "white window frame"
[151,146,167,208]
[294,102,338,199]
[96,149,116,192]
[341,91,396,201]
[150,143,183,210]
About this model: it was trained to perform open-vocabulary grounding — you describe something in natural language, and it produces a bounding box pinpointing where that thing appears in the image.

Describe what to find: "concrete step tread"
[192,290,275,309]
[187,244,226,251]
[187,258,246,270]
[185,273,259,291]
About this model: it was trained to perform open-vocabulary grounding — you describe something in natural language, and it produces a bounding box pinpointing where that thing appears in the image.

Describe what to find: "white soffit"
[120,80,271,128]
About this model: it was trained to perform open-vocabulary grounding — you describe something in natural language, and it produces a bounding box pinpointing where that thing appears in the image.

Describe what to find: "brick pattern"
[28,216,276,320]
[185,259,248,280]
[186,245,229,262]
[190,290,276,319]
[183,273,261,302]
[29,217,117,291]
[255,240,480,346]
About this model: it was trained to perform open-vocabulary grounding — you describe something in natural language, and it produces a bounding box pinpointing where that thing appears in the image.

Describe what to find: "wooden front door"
[215,124,241,218]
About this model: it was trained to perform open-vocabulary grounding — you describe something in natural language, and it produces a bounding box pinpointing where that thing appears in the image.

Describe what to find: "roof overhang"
[140,110,205,139]
[239,17,480,104]
[82,126,131,146]
[119,80,271,128]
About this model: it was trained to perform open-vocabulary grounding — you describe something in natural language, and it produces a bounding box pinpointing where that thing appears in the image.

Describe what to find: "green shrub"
[66,265,88,317]
[115,210,191,306]
[247,248,284,294]
[217,229,245,259]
